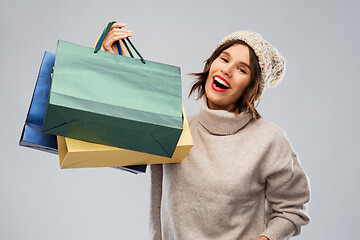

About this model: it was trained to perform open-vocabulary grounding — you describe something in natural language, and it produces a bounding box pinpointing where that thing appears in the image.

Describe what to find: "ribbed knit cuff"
[260,217,296,240]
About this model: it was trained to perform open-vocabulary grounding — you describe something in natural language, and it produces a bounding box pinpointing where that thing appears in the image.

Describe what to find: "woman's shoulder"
[249,117,292,145]
[252,117,285,132]
[250,119,297,172]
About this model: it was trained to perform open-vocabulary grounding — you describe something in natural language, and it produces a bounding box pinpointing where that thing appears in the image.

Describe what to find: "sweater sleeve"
[149,164,163,240]
[260,135,311,240]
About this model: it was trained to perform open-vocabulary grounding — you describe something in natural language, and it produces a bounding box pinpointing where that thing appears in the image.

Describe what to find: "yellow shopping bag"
[57,107,193,169]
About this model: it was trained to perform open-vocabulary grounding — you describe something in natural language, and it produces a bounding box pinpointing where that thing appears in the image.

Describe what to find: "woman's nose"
[220,65,232,77]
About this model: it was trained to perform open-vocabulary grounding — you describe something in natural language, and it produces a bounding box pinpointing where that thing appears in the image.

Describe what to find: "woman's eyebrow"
[221,51,251,70]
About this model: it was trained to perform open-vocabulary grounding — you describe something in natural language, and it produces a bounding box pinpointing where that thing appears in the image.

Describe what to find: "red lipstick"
[211,75,231,92]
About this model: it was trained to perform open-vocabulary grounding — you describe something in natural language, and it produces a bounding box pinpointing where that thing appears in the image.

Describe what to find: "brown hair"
[189,39,262,119]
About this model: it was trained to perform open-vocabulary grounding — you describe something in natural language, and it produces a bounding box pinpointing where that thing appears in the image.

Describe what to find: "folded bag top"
[43,22,183,158]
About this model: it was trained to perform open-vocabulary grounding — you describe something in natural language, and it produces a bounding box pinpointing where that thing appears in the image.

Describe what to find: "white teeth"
[214,76,229,88]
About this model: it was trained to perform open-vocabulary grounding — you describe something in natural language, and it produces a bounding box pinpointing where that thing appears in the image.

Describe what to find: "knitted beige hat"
[216,31,286,99]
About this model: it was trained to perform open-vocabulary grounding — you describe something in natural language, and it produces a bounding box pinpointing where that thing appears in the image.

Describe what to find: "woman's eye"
[238,68,246,74]
[221,57,228,63]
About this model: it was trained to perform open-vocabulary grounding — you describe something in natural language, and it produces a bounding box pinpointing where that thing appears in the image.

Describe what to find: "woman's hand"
[102,22,133,54]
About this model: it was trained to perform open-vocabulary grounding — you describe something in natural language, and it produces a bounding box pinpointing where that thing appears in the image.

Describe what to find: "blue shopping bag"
[19,52,57,153]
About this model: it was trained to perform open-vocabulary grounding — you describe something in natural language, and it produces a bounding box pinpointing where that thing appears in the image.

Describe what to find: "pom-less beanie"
[215,31,286,99]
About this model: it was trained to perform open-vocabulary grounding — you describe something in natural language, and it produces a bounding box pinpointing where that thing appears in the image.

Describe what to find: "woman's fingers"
[103,30,132,48]
[110,22,127,30]
[109,27,133,37]
[102,35,120,54]
[102,22,133,54]
[103,24,132,54]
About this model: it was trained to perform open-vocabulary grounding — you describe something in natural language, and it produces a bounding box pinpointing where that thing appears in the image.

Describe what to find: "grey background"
[1,0,359,239]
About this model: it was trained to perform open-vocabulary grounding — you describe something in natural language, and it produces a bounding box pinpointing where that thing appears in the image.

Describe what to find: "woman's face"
[205,44,252,111]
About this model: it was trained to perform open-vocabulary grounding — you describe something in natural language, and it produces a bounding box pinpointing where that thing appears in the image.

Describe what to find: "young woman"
[103,22,310,240]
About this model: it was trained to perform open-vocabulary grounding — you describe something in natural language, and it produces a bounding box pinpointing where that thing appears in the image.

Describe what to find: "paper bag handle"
[94,21,146,64]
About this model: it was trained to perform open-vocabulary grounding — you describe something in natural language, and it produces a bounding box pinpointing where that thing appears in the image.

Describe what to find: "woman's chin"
[206,98,232,111]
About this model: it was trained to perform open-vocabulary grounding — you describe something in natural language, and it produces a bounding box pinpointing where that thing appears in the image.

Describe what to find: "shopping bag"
[57,107,193,169]
[19,51,147,174]
[43,22,183,158]
[19,51,57,153]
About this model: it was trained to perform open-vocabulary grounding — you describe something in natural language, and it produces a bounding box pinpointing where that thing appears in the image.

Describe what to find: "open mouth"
[212,76,230,92]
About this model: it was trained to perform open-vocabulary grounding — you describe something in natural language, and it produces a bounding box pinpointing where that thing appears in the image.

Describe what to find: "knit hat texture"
[216,31,286,98]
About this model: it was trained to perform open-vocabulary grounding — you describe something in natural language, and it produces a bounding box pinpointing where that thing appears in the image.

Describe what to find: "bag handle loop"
[94,21,146,64]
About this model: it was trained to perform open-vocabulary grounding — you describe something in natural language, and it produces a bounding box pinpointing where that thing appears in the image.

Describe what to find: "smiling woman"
[102,26,310,240]
[206,44,253,111]
[189,39,262,117]
[150,31,310,240]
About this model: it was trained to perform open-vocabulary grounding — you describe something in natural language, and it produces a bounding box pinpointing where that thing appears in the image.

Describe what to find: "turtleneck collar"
[198,96,254,135]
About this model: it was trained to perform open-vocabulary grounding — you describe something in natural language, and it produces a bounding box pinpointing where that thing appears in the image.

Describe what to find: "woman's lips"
[211,75,231,92]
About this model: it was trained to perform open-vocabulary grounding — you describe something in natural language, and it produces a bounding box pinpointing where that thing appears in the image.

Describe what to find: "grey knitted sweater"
[150,97,310,240]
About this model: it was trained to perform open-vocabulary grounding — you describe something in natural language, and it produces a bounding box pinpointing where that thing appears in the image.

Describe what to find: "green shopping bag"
[43,22,183,158]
